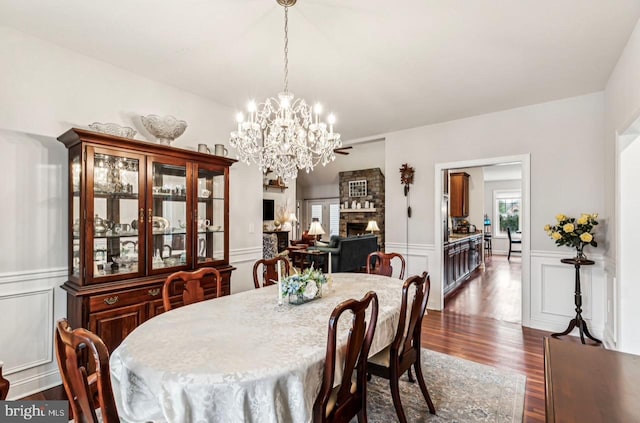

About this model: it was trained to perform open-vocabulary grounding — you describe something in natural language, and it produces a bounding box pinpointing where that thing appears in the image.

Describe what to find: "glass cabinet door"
[195,165,226,264]
[70,147,82,280]
[89,148,145,281]
[148,157,190,273]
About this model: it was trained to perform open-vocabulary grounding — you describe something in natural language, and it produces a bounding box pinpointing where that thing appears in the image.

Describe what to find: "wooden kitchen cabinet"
[443,233,482,297]
[59,128,236,352]
[449,172,470,217]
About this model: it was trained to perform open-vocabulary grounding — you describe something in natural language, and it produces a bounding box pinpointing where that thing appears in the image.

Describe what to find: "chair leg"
[414,361,436,414]
[390,377,408,423]
[407,367,415,383]
[508,243,511,261]
[357,407,367,423]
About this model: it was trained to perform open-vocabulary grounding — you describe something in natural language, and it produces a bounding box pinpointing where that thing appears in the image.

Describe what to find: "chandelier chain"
[229,0,341,182]
[283,6,289,93]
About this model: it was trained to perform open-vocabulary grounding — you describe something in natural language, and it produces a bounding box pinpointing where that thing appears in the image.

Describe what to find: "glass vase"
[575,244,587,260]
[287,282,323,305]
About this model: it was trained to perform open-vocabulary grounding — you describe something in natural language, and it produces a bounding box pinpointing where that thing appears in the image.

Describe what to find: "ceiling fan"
[333,146,352,155]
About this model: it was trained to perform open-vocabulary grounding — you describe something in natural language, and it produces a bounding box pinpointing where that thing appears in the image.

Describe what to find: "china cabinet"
[58,128,236,352]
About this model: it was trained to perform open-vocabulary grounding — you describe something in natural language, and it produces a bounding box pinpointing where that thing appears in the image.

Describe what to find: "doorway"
[616,119,640,353]
[434,154,531,326]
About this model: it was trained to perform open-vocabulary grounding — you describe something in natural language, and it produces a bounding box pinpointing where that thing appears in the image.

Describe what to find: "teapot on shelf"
[94,214,113,234]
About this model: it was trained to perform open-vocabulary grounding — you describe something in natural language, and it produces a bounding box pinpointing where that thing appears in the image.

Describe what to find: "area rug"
[363,349,526,422]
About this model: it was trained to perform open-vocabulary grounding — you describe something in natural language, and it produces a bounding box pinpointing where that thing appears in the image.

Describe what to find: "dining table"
[109,272,405,423]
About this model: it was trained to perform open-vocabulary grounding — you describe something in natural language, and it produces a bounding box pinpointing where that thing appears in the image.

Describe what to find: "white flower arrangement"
[281,267,327,304]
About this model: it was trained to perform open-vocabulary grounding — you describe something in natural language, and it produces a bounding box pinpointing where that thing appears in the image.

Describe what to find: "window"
[311,204,322,223]
[329,204,340,236]
[305,199,340,239]
[494,190,521,237]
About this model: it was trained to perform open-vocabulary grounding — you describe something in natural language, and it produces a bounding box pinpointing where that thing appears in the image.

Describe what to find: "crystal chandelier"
[230,0,341,182]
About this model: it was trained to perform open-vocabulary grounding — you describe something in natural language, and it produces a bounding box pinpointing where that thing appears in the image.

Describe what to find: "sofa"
[309,234,378,273]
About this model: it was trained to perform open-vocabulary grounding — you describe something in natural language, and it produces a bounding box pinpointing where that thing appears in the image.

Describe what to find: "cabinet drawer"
[90,285,164,312]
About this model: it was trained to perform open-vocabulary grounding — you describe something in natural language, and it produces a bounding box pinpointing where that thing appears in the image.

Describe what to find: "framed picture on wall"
[349,180,367,197]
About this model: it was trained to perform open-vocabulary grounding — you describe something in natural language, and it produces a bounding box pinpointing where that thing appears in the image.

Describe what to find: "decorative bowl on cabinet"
[140,115,187,145]
[89,122,137,139]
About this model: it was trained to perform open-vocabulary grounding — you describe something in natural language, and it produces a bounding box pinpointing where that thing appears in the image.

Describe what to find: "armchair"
[290,230,318,247]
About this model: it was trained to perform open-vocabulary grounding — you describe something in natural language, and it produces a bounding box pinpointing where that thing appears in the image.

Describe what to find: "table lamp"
[308,218,325,241]
[366,220,380,234]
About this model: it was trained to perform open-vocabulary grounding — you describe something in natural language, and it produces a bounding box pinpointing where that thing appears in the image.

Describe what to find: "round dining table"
[110,273,405,423]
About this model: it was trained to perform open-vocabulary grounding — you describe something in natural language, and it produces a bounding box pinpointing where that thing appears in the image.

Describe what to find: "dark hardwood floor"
[445,254,522,323]
[422,309,548,422]
[423,254,600,423]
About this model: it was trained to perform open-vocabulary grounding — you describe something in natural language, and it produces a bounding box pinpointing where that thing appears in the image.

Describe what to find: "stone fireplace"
[339,168,385,249]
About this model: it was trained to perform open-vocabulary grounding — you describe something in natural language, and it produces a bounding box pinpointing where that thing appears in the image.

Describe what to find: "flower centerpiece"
[281,267,327,305]
[544,213,598,260]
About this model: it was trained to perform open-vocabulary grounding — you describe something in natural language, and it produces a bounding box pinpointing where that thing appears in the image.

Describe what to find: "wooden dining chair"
[162,267,221,311]
[252,257,291,289]
[366,252,406,279]
[367,272,436,422]
[0,361,9,400]
[507,228,522,261]
[313,291,379,423]
[55,318,120,423]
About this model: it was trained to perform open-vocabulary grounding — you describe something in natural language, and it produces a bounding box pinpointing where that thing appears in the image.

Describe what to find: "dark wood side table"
[289,250,329,272]
[551,258,601,344]
[544,337,640,423]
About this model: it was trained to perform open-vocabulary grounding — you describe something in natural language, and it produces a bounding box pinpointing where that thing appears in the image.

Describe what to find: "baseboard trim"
[7,368,61,401]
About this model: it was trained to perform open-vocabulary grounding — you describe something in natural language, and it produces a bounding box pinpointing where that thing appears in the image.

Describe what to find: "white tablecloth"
[110,273,404,423]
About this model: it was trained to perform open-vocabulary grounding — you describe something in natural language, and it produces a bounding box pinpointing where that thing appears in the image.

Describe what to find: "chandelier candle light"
[229,0,341,182]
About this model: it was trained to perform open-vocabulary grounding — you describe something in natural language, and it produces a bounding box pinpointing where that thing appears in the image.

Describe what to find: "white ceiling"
[1,1,638,140]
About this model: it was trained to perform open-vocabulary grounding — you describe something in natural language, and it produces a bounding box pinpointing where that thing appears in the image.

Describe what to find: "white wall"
[0,25,263,397]
[484,179,522,254]
[384,92,606,336]
[618,135,640,354]
[605,18,640,353]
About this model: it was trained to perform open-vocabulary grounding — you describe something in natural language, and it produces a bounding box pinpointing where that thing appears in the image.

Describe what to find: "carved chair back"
[367,272,436,422]
[55,319,119,423]
[0,361,9,400]
[366,252,406,279]
[252,257,291,289]
[313,291,379,423]
[162,267,222,311]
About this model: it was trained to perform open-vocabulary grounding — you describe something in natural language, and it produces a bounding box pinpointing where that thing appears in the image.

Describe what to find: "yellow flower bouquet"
[544,213,598,259]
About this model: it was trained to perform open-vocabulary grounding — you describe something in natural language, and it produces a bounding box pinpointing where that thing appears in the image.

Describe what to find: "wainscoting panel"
[0,288,53,374]
[530,251,605,338]
[385,243,438,308]
[0,267,67,399]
